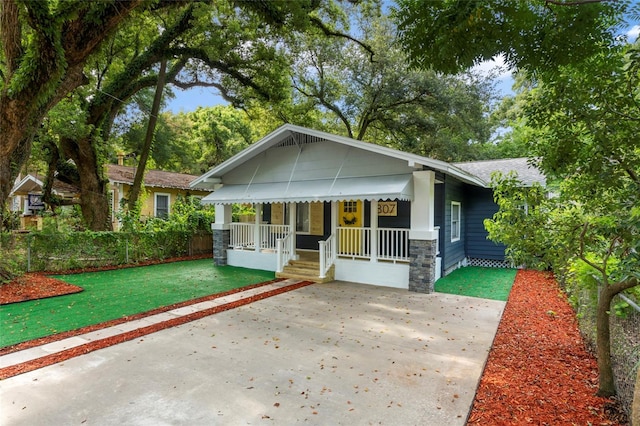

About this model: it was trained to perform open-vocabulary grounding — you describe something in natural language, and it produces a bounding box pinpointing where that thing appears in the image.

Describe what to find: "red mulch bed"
[0,274,83,305]
[468,269,627,425]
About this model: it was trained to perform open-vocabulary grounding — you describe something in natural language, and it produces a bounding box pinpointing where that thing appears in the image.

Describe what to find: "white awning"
[201,174,414,205]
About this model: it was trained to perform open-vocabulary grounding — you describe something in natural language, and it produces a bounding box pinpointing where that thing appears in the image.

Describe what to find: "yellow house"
[107,164,209,229]
[10,164,208,230]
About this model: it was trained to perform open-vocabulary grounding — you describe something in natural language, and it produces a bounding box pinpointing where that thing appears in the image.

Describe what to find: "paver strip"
[0,279,311,378]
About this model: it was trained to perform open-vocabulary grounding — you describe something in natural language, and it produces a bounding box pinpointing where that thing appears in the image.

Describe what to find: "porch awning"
[201,174,413,204]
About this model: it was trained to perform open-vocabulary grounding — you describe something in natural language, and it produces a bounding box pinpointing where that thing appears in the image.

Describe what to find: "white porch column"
[253,204,262,252]
[409,170,438,293]
[409,171,438,240]
[212,204,232,230]
[288,202,297,259]
[370,199,378,263]
[331,201,338,255]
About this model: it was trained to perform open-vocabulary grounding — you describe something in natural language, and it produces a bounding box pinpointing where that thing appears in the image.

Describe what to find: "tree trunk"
[0,137,32,230]
[596,285,616,397]
[595,277,639,397]
[60,136,112,231]
[128,59,168,212]
[0,0,145,227]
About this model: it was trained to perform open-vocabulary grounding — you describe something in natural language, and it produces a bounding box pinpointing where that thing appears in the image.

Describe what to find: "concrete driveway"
[0,281,505,425]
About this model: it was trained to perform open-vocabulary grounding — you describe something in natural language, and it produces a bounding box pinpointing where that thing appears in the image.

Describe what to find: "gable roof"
[107,165,202,190]
[10,174,80,197]
[453,158,546,187]
[190,124,487,190]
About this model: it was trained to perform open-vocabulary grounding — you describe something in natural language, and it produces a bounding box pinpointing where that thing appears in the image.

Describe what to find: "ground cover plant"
[0,259,274,348]
[434,266,516,301]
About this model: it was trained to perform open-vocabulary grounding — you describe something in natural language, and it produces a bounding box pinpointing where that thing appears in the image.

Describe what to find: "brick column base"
[409,239,437,293]
[213,229,230,266]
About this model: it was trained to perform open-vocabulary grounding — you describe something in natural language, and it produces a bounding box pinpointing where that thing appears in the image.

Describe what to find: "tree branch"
[308,15,375,62]
[578,222,607,276]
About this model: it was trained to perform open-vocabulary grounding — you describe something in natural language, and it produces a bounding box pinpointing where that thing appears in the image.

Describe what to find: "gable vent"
[274,132,326,148]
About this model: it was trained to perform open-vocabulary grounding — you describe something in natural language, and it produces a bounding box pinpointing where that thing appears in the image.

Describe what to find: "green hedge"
[0,230,212,274]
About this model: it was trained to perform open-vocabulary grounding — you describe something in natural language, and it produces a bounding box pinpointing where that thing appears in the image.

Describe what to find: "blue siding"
[464,186,507,260]
[442,176,466,270]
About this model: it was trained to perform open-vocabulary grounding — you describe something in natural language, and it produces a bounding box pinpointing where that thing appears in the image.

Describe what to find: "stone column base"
[409,239,437,293]
[213,229,230,266]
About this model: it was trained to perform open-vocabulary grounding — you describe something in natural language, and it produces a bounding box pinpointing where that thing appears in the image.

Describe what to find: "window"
[155,193,170,219]
[284,202,311,233]
[451,201,461,242]
[343,201,358,213]
[296,202,310,233]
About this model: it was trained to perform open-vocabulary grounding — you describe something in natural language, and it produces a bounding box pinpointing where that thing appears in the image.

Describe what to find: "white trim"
[451,201,461,242]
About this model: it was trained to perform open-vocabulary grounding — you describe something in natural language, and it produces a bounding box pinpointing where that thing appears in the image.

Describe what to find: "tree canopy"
[0,0,371,230]
[392,0,630,74]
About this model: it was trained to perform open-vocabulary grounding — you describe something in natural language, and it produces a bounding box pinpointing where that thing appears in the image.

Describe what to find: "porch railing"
[318,234,336,279]
[229,223,290,251]
[336,227,410,263]
[377,228,410,262]
[276,232,294,273]
[260,224,290,250]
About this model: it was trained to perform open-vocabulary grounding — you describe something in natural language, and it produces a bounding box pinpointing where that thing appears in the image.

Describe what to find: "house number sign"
[378,201,397,216]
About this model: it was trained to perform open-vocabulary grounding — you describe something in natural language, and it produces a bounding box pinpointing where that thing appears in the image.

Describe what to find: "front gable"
[223,138,416,186]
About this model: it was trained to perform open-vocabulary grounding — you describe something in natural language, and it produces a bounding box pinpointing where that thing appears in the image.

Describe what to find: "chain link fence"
[1,231,212,274]
[570,285,640,420]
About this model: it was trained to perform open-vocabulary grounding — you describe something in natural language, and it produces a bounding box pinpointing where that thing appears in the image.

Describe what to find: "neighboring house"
[9,174,80,229]
[191,124,545,293]
[107,162,209,229]
[9,162,209,230]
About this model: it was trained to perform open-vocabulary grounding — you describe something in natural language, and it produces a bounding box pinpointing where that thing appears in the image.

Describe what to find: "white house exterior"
[190,124,544,293]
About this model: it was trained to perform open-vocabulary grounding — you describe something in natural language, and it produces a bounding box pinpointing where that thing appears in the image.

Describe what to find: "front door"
[338,200,363,255]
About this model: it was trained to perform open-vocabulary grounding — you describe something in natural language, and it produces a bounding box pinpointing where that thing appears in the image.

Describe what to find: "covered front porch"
[209,172,441,290]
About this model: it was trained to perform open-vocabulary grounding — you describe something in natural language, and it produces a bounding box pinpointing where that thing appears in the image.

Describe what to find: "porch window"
[155,193,170,219]
[283,202,311,233]
[451,201,461,242]
[296,202,310,233]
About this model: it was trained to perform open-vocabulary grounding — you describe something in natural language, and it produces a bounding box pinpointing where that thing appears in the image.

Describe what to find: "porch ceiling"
[201,174,413,204]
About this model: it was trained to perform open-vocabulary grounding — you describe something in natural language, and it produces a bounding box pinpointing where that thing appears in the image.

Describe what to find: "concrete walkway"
[0,281,505,425]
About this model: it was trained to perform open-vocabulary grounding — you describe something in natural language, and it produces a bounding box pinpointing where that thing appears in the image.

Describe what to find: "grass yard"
[435,266,517,301]
[0,259,274,348]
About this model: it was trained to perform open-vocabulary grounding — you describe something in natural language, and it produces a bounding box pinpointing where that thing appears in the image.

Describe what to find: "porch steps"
[276,259,335,283]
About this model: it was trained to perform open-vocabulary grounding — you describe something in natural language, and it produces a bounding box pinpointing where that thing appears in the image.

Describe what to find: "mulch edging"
[0,280,314,380]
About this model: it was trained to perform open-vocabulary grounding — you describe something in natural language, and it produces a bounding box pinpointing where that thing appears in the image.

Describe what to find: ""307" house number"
[377,201,397,216]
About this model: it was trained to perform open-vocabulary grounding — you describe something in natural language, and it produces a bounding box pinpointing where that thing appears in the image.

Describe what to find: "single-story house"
[10,159,209,230]
[190,124,545,293]
[108,155,210,229]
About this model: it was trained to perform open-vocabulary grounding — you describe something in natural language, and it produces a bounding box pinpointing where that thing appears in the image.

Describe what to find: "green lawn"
[1,259,274,348]
[435,266,517,301]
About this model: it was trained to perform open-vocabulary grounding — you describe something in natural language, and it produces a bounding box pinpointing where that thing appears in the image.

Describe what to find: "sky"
[165,24,640,114]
